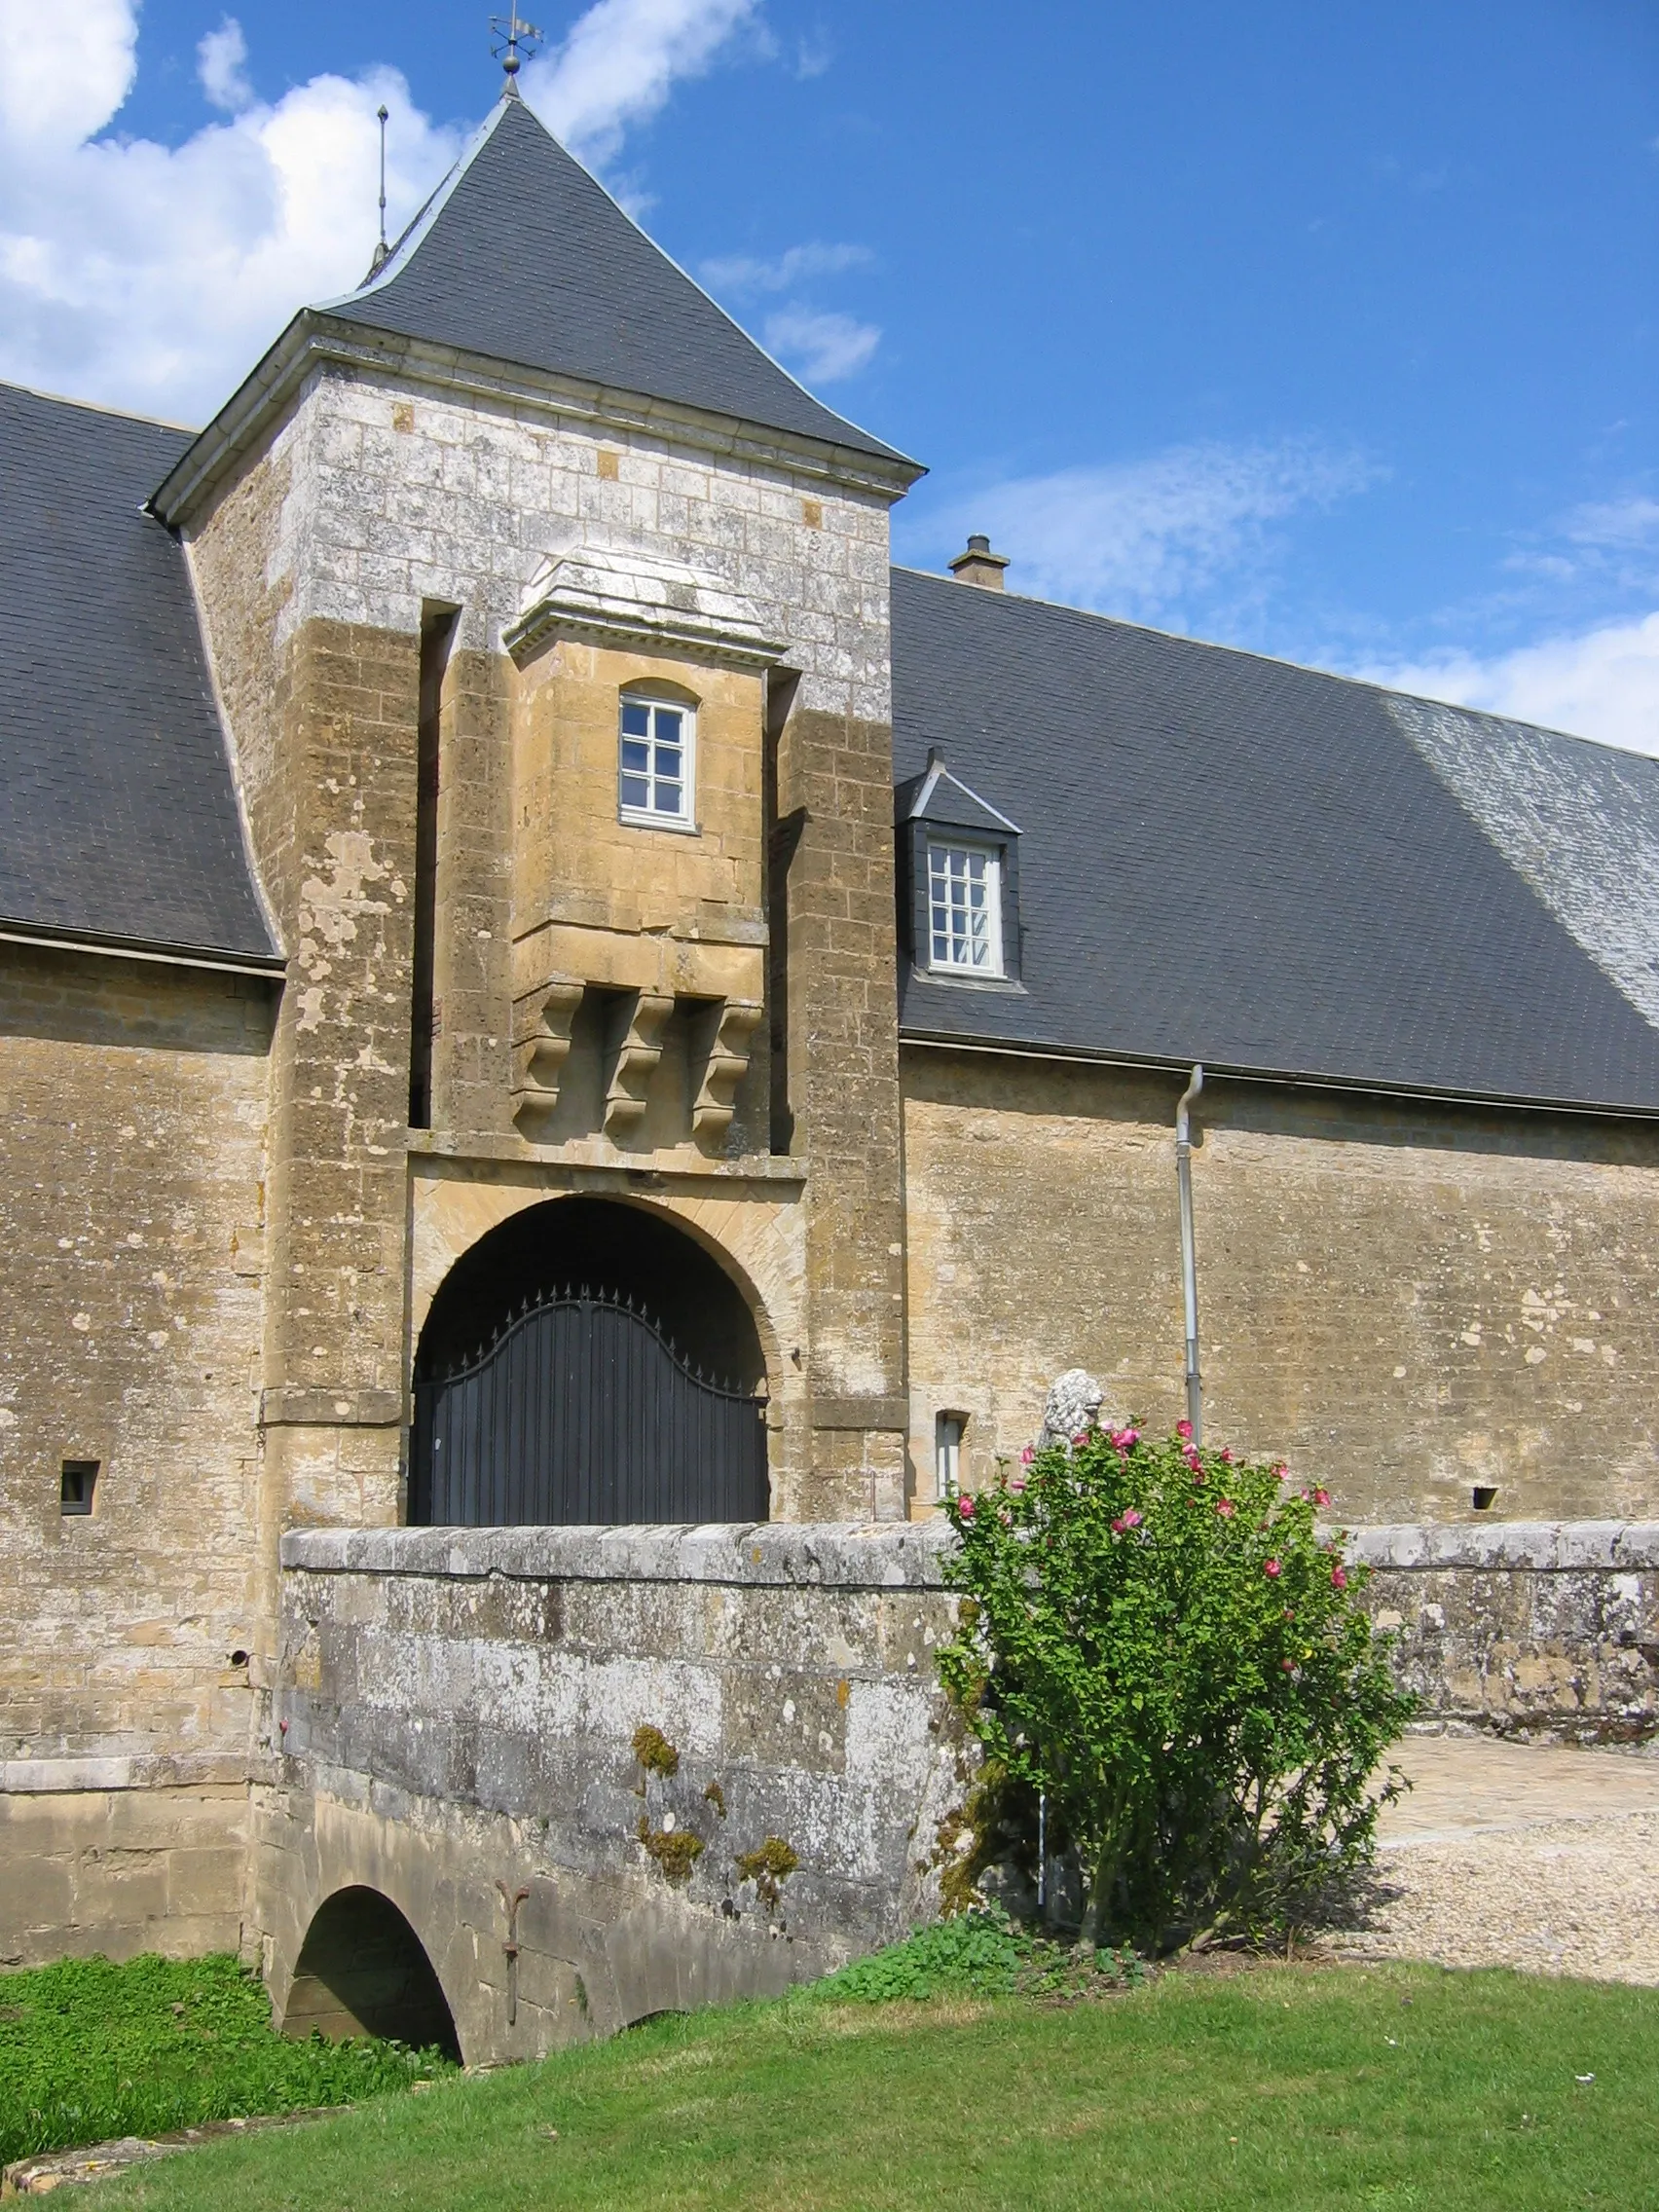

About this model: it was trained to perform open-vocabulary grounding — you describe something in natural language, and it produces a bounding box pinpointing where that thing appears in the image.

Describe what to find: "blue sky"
[2,0,1655,744]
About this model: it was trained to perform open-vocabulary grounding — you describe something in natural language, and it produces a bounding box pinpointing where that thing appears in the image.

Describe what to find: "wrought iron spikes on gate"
[409,1284,769,1527]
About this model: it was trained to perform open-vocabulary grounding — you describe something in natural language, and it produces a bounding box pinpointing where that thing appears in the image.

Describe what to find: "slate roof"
[0,382,278,967]
[892,566,1659,1112]
[327,94,910,467]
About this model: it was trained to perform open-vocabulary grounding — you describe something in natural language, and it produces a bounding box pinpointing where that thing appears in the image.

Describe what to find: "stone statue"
[1037,1368,1106,1455]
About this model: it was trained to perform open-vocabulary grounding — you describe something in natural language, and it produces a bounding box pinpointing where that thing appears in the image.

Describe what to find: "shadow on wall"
[415,1195,766,1388]
[282,1887,461,2061]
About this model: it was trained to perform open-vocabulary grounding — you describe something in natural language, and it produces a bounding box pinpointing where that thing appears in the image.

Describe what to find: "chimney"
[948,534,1010,591]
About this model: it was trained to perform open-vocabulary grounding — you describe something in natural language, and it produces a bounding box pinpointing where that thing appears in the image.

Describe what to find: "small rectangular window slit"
[935,1413,966,1501]
[60,1459,98,1516]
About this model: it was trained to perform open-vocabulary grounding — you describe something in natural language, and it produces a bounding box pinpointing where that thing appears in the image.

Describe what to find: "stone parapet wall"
[1349,1522,1659,1739]
[264,1524,965,2063]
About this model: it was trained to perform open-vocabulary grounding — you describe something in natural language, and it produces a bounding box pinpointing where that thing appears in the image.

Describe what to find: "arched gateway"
[409,1198,770,1527]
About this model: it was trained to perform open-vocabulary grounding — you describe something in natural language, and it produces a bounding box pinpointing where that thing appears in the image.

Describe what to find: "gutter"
[0,921,285,980]
[898,1027,1659,1125]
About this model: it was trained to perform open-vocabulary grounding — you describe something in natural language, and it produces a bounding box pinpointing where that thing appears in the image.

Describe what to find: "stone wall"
[263,1514,1659,2063]
[0,945,273,1963]
[183,354,913,1530]
[265,1524,966,2063]
[902,1047,1659,1522]
[1353,1523,1659,1740]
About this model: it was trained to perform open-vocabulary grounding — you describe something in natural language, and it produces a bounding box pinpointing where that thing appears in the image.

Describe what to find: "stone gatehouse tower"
[6,85,1659,1983]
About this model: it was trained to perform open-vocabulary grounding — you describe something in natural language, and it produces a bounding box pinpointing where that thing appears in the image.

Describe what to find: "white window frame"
[618,692,697,831]
[926,839,1004,977]
[935,1412,966,1501]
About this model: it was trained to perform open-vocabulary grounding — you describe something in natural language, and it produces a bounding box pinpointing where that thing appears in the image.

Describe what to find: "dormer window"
[928,841,1003,975]
[897,749,1023,989]
[619,693,696,830]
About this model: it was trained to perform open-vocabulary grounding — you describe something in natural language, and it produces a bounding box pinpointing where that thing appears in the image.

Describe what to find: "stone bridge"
[261,1519,1659,2067]
[261,1524,966,2066]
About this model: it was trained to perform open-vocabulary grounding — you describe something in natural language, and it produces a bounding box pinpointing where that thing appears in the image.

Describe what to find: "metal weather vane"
[490,9,544,93]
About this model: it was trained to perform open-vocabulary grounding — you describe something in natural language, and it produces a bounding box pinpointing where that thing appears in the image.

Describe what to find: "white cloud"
[198,17,253,115]
[924,440,1379,622]
[793,28,834,80]
[523,0,758,166]
[1358,611,1659,756]
[701,240,871,295]
[0,0,134,150]
[762,307,880,384]
[0,0,760,424]
[1563,495,1659,551]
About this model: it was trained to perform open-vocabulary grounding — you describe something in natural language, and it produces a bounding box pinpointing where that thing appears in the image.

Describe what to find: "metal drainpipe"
[1175,1065,1204,1442]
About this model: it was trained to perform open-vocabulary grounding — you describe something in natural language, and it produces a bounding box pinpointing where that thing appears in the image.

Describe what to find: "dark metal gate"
[408,1286,769,1527]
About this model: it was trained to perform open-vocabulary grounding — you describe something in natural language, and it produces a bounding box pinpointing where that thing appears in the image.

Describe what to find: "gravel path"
[1325,1735,1659,1984]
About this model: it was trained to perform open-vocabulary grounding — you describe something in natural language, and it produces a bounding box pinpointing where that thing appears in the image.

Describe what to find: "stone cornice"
[504,545,785,670]
[150,312,926,529]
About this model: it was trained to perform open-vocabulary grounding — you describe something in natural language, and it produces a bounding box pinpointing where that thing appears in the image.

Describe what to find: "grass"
[82,1947,1659,2212]
[0,1952,455,2167]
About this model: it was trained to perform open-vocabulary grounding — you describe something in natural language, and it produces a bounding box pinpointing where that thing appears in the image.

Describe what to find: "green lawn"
[0,1953,453,2166]
[92,1958,1659,2212]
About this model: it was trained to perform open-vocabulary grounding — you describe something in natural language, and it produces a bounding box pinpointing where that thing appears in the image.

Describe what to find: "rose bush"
[936,1421,1415,1953]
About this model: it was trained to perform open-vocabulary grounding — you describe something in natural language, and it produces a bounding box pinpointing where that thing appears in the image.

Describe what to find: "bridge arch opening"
[283,1887,461,2059]
[410,1196,770,1527]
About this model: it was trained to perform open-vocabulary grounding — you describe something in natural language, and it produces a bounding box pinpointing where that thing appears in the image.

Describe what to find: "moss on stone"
[637,1817,704,1886]
[632,1724,680,1779]
[735,1836,798,1909]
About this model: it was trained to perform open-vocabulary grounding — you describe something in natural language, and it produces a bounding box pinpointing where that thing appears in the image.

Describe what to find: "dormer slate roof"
[898,755,1021,836]
[0,383,278,970]
[324,94,910,467]
[892,566,1659,1114]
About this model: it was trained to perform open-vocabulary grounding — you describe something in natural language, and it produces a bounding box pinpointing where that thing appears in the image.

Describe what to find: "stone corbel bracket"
[603,989,675,1137]
[503,546,786,670]
[690,998,763,1149]
[511,977,584,1127]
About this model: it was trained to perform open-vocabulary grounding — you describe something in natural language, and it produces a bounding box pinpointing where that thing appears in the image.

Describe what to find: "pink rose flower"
[1215,1497,1236,1519]
[1330,1564,1347,1590]
[1218,1447,1235,1465]
[1264,1558,1282,1579]
[1310,1486,1332,1508]
[1111,1508,1144,1533]
[1176,1419,1194,1441]
[1281,1657,1296,1674]
[1009,1475,1027,1493]
[957,1493,975,1520]
[1272,1461,1289,1482]
[1021,1445,1036,1465]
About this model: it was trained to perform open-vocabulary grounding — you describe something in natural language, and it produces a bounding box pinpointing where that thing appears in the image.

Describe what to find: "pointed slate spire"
[327,95,911,467]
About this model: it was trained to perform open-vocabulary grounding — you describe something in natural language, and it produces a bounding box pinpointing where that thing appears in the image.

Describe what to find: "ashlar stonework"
[5,84,1659,2009]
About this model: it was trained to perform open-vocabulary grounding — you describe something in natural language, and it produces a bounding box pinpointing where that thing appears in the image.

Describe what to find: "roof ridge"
[891,564,1650,765]
[0,376,198,437]
[315,97,510,313]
